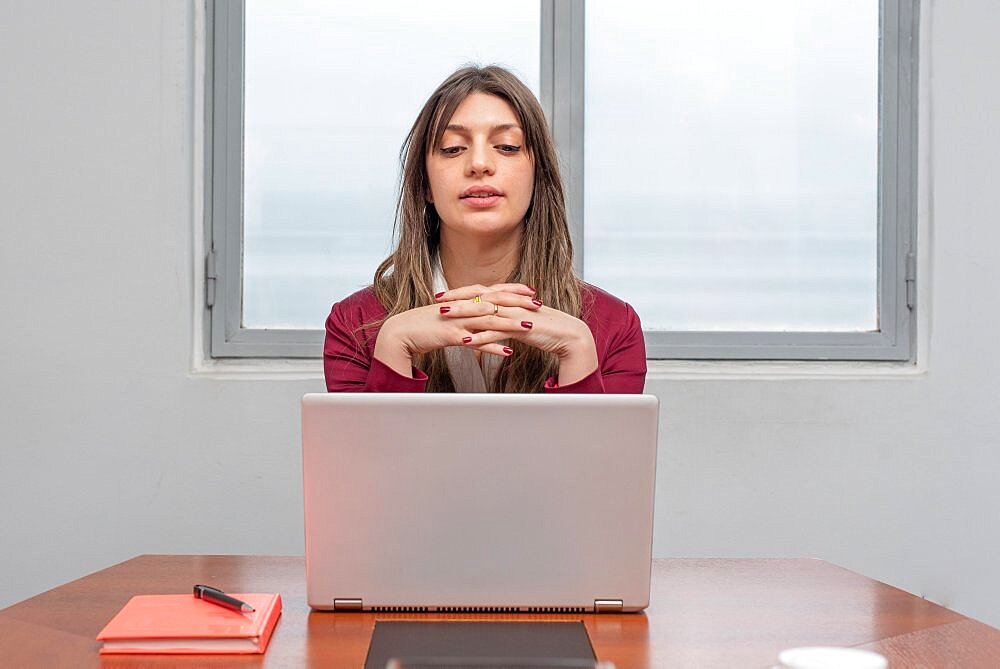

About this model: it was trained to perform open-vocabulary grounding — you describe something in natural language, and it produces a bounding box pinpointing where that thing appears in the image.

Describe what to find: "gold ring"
[473,295,481,303]
[492,303,500,316]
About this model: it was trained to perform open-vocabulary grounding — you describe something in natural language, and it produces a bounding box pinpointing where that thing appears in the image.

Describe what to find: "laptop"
[302,393,659,613]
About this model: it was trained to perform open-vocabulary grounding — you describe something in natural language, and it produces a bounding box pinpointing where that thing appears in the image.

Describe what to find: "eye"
[439,146,464,156]
[496,144,522,154]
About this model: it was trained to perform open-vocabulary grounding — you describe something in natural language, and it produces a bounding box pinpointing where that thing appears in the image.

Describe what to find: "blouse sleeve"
[324,300,428,392]
[543,301,647,394]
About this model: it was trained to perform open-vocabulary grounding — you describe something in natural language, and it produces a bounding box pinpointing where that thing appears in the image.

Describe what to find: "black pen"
[193,584,255,613]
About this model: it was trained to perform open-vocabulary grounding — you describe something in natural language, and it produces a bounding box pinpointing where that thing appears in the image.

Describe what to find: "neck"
[439,227,522,289]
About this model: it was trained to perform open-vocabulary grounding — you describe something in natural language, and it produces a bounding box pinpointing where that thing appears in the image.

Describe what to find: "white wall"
[2,0,998,628]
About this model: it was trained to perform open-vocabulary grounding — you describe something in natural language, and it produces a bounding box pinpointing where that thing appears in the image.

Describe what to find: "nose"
[466,140,495,177]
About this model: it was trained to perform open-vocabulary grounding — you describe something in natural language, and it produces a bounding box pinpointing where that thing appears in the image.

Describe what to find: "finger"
[459,330,513,347]
[480,291,543,311]
[453,314,535,333]
[435,283,535,301]
[438,301,503,318]
[439,298,537,319]
[434,284,489,301]
[474,343,515,358]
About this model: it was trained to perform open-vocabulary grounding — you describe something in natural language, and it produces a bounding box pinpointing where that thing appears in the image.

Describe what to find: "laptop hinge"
[594,599,623,613]
[333,598,363,611]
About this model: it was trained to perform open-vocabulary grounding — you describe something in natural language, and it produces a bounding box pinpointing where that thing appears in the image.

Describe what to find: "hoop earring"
[424,205,440,237]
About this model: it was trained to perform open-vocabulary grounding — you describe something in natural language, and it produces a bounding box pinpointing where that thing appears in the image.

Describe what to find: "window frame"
[205,0,918,361]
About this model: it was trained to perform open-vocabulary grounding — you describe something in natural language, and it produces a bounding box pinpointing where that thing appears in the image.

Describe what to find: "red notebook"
[97,592,282,654]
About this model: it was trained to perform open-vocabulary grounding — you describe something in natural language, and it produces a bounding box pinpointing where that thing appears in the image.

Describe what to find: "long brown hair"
[371,65,581,392]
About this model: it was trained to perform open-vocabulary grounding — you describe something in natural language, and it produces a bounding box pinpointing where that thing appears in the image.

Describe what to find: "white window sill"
[189,357,925,382]
[643,358,924,380]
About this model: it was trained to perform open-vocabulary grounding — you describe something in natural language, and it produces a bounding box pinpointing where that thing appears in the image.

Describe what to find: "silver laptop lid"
[303,393,659,613]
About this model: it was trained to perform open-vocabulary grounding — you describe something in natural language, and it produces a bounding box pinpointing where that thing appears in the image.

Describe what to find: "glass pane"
[243,1,540,329]
[584,0,878,332]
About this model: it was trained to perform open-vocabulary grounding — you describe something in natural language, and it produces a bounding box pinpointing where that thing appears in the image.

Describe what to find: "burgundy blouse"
[324,283,646,393]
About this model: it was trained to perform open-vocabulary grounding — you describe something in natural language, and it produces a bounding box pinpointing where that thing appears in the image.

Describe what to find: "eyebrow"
[444,123,522,134]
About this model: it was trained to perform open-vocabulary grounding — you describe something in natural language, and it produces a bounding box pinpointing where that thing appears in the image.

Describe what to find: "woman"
[324,65,645,393]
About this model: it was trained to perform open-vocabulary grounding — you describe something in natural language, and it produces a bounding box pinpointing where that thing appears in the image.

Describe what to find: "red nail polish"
[532,299,543,307]
[439,306,451,314]
[527,286,536,293]
[502,346,513,355]
[462,336,473,344]
[521,321,533,329]
[434,291,445,299]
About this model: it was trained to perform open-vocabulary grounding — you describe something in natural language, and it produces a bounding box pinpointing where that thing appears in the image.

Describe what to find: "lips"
[459,185,503,209]
[460,185,503,199]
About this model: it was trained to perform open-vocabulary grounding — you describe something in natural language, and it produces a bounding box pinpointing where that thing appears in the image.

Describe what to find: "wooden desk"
[1,555,998,667]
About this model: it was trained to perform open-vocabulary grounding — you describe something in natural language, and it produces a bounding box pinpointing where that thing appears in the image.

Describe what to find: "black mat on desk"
[364,621,597,669]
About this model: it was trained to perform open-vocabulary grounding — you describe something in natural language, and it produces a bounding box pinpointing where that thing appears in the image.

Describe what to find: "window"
[205,0,918,360]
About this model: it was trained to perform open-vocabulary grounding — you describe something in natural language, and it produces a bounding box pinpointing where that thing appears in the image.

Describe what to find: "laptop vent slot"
[370,606,430,613]
[526,606,587,613]
[367,605,587,613]
[437,606,523,613]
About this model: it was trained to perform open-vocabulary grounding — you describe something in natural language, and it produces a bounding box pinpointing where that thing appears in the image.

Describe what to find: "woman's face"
[426,93,535,242]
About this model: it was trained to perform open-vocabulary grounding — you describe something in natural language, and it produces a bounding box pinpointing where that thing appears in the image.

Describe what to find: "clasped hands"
[373,282,599,385]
